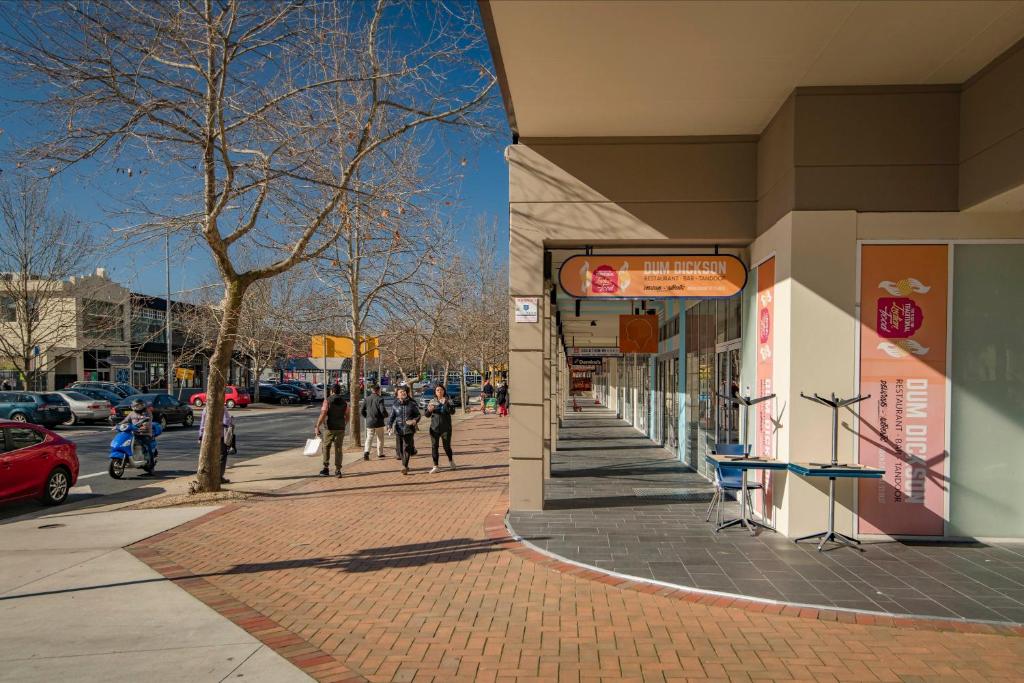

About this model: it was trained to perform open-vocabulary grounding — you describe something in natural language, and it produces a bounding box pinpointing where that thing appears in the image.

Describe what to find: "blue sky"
[0,2,510,298]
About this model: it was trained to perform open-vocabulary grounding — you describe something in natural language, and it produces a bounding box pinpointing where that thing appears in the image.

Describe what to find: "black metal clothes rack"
[713,391,777,534]
[715,390,775,457]
[795,392,871,551]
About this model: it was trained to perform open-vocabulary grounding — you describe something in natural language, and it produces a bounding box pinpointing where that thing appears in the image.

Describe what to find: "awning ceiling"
[485,0,1024,137]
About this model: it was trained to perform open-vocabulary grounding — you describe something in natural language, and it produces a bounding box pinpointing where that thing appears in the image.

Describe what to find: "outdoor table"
[788,462,884,551]
[705,454,788,534]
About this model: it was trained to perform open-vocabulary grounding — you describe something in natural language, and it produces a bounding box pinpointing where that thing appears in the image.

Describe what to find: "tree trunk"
[460,363,468,414]
[349,336,363,449]
[195,280,247,492]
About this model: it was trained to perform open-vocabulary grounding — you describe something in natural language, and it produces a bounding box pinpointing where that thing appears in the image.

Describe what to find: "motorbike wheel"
[109,458,126,479]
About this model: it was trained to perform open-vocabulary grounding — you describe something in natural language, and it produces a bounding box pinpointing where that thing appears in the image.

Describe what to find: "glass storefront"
[949,244,1024,538]
[685,297,742,478]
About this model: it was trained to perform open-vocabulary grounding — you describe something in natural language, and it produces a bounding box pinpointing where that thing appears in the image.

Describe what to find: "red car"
[0,421,79,506]
[191,385,251,409]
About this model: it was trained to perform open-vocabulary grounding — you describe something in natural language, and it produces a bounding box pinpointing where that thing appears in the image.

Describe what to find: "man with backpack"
[360,383,388,460]
[315,383,348,477]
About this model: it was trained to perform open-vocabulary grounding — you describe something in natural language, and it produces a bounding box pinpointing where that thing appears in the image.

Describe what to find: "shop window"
[949,244,1024,538]
[82,299,125,341]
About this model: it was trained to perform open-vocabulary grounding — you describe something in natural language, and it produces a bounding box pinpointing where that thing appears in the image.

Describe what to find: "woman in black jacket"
[386,386,421,475]
[425,384,457,473]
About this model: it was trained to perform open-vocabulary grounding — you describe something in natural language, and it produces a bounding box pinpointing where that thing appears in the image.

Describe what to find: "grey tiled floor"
[508,406,1024,625]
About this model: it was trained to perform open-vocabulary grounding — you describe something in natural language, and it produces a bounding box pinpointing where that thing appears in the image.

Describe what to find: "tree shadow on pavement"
[0,537,541,601]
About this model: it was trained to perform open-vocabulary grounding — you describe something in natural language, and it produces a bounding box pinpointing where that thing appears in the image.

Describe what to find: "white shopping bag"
[303,437,322,457]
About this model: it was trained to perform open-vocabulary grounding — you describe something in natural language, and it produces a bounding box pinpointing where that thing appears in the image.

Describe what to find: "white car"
[55,390,112,425]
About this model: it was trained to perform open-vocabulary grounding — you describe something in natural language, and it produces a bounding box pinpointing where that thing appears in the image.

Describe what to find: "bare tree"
[1,0,495,491]
[0,177,113,390]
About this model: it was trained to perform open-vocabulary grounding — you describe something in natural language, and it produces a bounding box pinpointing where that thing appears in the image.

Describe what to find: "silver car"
[55,390,112,425]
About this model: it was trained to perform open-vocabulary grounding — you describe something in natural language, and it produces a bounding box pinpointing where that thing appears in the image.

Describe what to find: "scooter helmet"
[131,399,146,411]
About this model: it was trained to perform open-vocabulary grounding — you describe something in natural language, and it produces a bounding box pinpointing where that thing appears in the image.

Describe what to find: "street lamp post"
[165,226,173,396]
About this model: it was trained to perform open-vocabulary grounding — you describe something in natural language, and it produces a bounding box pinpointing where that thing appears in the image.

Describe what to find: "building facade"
[484,1,1024,540]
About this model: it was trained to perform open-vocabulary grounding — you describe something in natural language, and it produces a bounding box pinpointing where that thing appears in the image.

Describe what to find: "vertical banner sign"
[755,258,775,517]
[858,245,947,536]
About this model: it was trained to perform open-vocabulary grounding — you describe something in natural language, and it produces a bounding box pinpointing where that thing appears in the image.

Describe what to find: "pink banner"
[858,245,947,536]
[755,258,775,518]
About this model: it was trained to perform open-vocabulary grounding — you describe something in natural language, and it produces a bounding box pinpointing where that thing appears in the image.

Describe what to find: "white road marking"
[77,471,108,480]
[69,485,93,494]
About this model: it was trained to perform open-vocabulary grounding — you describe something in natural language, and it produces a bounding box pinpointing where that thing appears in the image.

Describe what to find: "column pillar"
[508,225,545,511]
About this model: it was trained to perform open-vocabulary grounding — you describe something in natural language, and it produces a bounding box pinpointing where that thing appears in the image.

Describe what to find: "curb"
[489,496,1024,638]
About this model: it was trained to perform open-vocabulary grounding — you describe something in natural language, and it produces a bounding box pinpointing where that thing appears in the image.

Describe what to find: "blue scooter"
[109,421,163,479]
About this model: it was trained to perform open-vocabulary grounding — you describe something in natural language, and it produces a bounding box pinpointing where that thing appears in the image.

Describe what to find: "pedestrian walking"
[198,405,234,484]
[315,383,348,478]
[497,381,509,417]
[425,384,457,473]
[386,385,421,475]
[360,383,388,460]
[481,378,494,413]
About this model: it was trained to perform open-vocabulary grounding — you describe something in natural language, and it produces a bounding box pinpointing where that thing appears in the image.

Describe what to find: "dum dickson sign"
[560,254,746,299]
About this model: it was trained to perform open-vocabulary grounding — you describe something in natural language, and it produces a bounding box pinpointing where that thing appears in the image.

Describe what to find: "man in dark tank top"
[315,383,349,477]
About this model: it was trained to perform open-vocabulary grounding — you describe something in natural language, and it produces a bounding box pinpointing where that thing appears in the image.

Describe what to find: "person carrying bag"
[315,384,348,478]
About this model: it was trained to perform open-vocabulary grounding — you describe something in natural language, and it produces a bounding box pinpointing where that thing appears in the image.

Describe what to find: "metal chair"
[705,443,763,526]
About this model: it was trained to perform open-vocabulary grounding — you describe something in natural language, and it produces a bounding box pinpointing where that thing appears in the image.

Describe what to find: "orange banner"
[858,245,947,536]
[618,315,658,353]
[560,254,746,298]
[755,258,775,519]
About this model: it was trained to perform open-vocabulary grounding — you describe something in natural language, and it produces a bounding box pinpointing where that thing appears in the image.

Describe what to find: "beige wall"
[960,38,1024,208]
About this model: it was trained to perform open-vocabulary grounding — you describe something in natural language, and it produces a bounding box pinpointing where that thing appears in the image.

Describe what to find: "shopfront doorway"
[715,340,741,446]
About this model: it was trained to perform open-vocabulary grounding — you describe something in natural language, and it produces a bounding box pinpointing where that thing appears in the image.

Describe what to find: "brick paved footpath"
[130,415,1024,682]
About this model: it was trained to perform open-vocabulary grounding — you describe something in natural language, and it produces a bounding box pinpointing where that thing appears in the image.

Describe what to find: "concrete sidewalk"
[0,506,312,682]
[0,431,375,682]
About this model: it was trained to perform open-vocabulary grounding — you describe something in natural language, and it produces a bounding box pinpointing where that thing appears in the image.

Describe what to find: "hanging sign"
[514,297,540,323]
[560,254,746,299]
[570,357,602,369]
[569,347,621,358]
[619,315,658,353]
[858,245,948,537]
[571,377,592,392]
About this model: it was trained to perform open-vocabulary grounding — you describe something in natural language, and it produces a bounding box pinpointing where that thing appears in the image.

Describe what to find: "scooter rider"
[117,399,154,468]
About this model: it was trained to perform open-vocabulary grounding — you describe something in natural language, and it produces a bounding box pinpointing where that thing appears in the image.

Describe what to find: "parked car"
[275,383,311,402]
[0,392,72,427]
[54,390,111,425]
[284,380,322,400]
[254,384,295,405]
[69,381,131,398]
[109,393,194,429]
[73,386,125,406]
[191,385,251,409]
[115,383,141,397]
[416,383,463,410]
[0,421,78,506]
